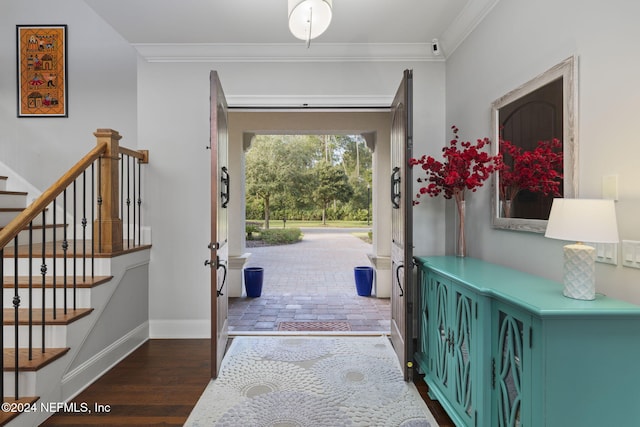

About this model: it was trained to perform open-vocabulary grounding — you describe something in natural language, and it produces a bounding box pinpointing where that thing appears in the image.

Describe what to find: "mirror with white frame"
[491,56,578,233]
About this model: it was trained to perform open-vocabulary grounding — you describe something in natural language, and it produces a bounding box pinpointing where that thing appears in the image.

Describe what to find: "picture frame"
[16,25,68,117]
[490,56,578,233]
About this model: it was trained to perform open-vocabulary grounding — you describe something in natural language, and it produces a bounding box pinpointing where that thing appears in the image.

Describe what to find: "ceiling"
[84,0,499,61]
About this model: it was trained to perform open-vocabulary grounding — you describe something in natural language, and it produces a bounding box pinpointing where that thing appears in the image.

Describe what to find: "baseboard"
[60,322,149,401]
[149,319,210,338]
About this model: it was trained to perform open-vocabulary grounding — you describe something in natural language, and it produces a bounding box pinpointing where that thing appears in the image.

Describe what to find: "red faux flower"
[499,138,563,204]
[410,126,501,204]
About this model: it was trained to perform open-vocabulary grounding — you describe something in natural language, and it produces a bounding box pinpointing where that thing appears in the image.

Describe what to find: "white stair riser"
[3,257,111,277]
[0,211,45,228]
[0,193,27,208]
[3,288,91,309]
[3,371,37,398]
[0,179,6,192]
[3,325,68,348]
[2,226,68,248]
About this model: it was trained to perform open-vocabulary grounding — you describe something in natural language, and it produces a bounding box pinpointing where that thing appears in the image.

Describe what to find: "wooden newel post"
[94,128,123,253]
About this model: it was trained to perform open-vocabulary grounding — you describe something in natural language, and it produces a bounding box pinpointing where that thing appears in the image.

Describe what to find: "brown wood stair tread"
[0,397,39,426]
[0,190,27,196]
[3,275,112,288]
[3,308,94,325]
[3,347,69,371]
[0,223,66,232]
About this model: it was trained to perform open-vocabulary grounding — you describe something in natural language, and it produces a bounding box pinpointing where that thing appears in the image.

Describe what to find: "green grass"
[250,220,371,229]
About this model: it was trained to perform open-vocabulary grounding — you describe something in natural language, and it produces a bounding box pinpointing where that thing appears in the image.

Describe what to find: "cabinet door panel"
[493,303,531,427]
[431,275,450,390]
[452,286,476,423]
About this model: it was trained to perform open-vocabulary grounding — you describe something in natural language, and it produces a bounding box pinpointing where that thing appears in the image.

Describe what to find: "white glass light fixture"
[288,0,333,46]
[544,198,619,300]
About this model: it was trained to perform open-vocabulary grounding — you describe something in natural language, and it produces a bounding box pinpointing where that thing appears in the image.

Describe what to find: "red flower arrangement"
[498,138,563,211]
[410,126,501,206]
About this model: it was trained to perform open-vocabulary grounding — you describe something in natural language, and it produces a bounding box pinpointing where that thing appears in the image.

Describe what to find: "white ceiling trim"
[227,94,394,108]
[439,0,501,56]
[133,42,443,63]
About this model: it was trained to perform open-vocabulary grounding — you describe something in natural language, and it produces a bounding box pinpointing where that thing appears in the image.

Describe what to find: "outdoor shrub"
[259,228,302,245]
[246,223,261,240]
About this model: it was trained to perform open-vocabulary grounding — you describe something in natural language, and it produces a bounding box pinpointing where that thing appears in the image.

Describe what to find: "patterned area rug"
[185,336,437,427]
[277,321,352,331]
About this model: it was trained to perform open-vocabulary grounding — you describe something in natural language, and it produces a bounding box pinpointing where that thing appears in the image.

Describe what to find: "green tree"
[313,162,354,224]
[245,135,321,228]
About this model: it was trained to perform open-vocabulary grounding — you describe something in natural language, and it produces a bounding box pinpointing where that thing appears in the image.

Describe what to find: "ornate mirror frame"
[491,56,578,233]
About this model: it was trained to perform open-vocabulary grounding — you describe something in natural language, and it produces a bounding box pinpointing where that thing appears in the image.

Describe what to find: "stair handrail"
[0,129,148,250]
[0,142,106,249]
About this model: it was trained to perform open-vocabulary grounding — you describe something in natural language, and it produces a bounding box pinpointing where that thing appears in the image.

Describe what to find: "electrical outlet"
[588,242,618,265]
[622,240,640,269]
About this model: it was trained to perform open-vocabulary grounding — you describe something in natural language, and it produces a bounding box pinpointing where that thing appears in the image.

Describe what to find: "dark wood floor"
[41,339,454,426]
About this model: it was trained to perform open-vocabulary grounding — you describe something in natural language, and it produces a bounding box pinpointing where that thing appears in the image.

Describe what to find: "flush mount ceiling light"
[288,0,333,46]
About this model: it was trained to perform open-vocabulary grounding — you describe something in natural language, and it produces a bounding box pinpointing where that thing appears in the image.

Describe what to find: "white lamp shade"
[545,198,619,243]
[288,0,333,40]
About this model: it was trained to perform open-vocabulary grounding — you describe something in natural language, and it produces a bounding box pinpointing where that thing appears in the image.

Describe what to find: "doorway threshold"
[229,330,391,337]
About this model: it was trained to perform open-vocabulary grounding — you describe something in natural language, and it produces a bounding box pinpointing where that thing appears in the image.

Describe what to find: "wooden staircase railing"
[0,128,148,416]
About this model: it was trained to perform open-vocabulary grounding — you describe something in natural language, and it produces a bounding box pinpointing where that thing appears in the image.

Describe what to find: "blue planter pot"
[244,267,264,297]
[354,266,374,296]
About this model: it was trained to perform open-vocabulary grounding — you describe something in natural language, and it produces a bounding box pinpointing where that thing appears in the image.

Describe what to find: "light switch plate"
[588,242,618,265]
[622,240,640,269]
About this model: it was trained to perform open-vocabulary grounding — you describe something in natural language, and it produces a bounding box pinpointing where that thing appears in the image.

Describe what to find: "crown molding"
[133,42,443,63]
[439,0,500,56]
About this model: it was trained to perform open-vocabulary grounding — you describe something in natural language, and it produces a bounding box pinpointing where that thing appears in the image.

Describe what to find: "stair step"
[0,191,27,208]
[0,207,48,227]
[3,347,69,371]
[3,308,93,326]
[0,397,39,425]
[3,276,112,288]
[2,240,149,258]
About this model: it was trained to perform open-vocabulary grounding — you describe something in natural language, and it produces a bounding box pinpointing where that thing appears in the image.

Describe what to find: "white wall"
[139,60,447,337]
[0,0,138,191]
[446,0,640,303]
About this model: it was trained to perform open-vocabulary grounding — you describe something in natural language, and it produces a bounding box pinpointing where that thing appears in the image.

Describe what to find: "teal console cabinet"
[415,256,640,427]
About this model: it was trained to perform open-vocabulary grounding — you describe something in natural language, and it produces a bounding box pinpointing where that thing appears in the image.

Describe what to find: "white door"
[209,71,229,378]
[390,69,414,381]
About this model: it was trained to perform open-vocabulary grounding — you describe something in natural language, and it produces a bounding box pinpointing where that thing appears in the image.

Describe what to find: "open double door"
[208,70,414,380]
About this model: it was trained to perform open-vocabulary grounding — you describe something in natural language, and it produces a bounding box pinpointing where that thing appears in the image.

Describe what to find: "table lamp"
[544,198,619,300]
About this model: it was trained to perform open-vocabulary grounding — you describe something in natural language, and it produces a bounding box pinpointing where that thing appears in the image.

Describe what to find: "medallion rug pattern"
[185,336,437,426]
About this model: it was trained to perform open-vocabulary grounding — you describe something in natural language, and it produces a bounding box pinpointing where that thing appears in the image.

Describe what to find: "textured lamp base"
[563,243,596,300]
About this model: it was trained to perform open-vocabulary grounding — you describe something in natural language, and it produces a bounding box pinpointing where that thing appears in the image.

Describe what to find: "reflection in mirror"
[491,56,578,233]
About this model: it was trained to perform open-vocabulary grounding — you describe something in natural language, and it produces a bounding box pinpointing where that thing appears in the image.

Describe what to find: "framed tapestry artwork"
[16,25,67,117]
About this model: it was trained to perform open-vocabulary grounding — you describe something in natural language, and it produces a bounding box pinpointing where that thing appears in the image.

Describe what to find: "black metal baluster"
[63,189,68,315]
[73,180,77,311]
[120,154,124,235]
[91,163,95,278]
[41,211,47,353]
[13,235,20,399]
[98,160,103,253]
[132,155,136,247]
[28,221,33,361]
[127,155,131,248]
[53,197,57,319]
[138,159,142,246]
[82,171,87,282]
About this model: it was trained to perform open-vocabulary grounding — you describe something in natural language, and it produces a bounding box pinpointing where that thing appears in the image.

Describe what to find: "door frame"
[224,110,394,301]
